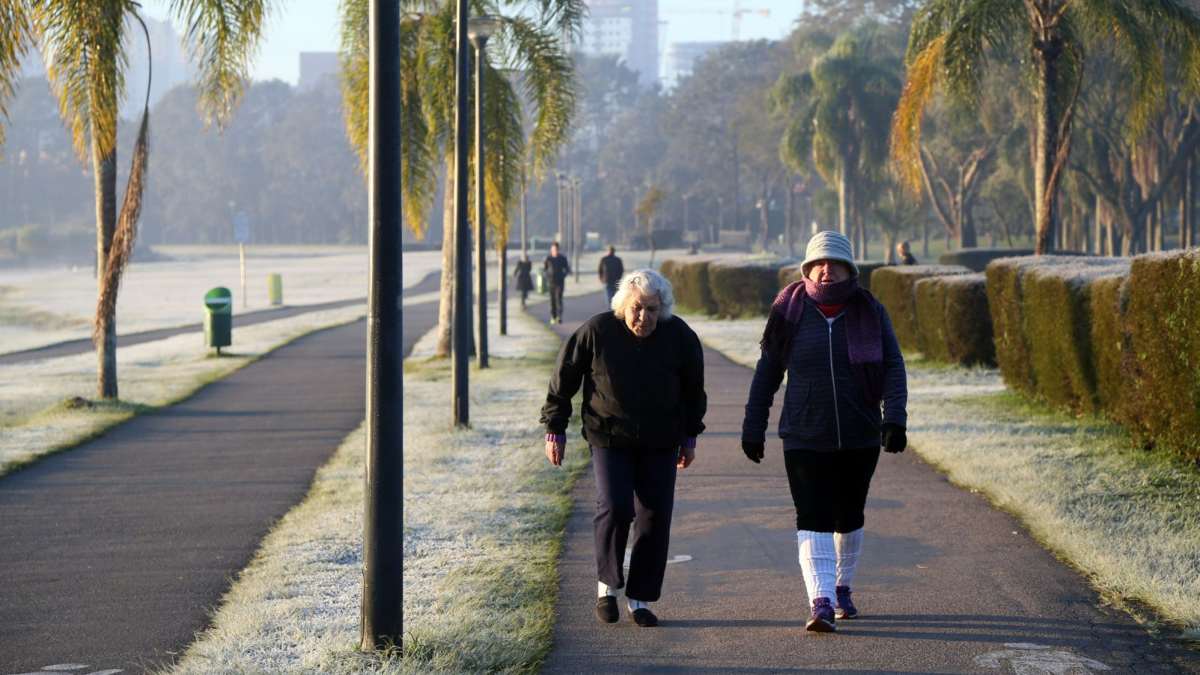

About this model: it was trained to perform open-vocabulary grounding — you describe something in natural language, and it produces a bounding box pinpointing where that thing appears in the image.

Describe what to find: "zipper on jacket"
[827,319,842,449]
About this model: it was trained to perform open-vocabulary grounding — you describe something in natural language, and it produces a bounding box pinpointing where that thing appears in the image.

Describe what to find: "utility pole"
[360,0,404,651]
[470,19,499,369]
[452,0,471,427]
[573,177,582,283]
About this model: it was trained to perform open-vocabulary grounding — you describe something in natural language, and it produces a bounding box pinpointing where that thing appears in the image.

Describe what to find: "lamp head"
[468,15,502,46]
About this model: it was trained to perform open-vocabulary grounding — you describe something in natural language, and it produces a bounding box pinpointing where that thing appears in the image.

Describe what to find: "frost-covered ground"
[170,309,588,674]
[0,247,444,355]
[0,304,367,475]
[687,314,1200,636]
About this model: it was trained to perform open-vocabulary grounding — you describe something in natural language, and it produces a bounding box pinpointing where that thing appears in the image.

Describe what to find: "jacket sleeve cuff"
[545,432,566,444]
[682,436,696,449]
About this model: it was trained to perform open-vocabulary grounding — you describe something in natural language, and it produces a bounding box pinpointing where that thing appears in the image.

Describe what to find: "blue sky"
[140,1,808,85]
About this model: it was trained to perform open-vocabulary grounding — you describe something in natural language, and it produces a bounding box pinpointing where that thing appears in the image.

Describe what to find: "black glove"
[742,440,764,463]
[881,423,907,453]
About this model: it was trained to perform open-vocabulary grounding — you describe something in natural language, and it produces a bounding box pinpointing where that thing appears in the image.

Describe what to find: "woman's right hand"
[741,440,764,463]
[545,439,565,466]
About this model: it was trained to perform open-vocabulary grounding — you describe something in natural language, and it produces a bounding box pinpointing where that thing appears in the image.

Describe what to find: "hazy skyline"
[139,0,807,85]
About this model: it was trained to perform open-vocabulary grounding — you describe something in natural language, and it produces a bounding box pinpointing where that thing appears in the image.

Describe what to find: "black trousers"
[783,447,880,533]
[549,283,565,319]
[592,445,677,602]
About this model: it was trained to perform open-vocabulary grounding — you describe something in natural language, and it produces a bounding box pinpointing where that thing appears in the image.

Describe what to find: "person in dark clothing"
[741,230,908,633]
[541,269,707,628]
[597,245,625,304]
[543,242,571,324]
[514,254,534,308]
[895,240,918,265]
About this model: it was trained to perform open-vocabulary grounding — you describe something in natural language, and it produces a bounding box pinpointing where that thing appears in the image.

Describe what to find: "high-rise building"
[665,41,724,86]
[579,0,659,87]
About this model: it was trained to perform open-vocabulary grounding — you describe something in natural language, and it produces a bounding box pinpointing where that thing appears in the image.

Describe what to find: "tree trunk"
[498,240,507,335]
[436,164,455,357]
[1033,39,1064,254]
[837,165,849,236]
[1183,156,1194,249]
[785,182,795,257]
[93,131,118,400]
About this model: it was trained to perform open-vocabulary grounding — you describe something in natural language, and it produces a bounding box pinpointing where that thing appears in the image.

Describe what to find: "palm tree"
[0,0,271,399]
[776,29,900,249]
[340,0,580,357]
[892,0,1200,254]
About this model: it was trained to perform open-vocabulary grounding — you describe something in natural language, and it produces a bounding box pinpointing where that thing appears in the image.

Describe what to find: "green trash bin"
[204,287,233,354]
[267,273,283,306]
[535,269,547,294]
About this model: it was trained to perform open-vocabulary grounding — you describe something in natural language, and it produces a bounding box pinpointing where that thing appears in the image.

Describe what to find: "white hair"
[611,269,675,320]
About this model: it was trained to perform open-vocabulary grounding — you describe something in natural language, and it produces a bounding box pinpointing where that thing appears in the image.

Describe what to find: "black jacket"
[598,254,624,286]
[541,312,707,449]
[543,254,570,286]
[514,259,533,291]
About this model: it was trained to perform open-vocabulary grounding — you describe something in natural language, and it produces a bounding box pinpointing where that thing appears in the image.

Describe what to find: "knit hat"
[801,230,858,277]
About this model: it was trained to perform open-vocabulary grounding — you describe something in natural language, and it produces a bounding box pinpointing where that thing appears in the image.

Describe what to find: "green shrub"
[1122,250,1200,461]
[779,260,886,290]
[661,257,718,314]
[913,274,995,366]
[986,256,1047,396]
[1021,259,1129,413]
[778,263,803,288]
[707,260,783,317]
[871,264,971,352]
[1089,272,1131,416]
[939,248,1036,272]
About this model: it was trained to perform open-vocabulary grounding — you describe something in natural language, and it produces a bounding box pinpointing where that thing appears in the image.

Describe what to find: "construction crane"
[664,3,772,42]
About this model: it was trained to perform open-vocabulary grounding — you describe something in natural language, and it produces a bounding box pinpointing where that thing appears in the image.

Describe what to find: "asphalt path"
[0,270,443,366]
[533,293,1198,674]
[0,297,440,674]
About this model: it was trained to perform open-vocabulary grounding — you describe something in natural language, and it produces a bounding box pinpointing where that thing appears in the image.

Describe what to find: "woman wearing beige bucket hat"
[740,230,908,633]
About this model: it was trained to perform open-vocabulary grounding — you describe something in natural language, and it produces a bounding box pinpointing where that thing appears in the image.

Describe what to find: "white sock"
[797,530,837,604]
[598,581,616,598]
[835,528,864,589]
[627,598,649,612]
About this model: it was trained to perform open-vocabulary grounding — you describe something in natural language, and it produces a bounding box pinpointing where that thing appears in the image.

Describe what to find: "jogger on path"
[541,270,707,628]
[741,230,909,633]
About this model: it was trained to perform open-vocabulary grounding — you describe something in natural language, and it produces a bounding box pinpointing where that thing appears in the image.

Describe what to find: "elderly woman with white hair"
[541,269,707,628]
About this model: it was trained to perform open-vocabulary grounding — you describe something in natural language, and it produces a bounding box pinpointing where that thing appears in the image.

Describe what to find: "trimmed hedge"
[1088,272,1131,415]
[778,260,888,291]
[1021,259,1130,413]
[913,274,995,366]
[1122,250,1200,460]
[707,259,784,317]
[939,248,1035,272]
[871,264,972,352]
[660,258,719,314]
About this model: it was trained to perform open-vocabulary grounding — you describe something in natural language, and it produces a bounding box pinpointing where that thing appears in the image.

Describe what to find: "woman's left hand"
[677,445,695,469]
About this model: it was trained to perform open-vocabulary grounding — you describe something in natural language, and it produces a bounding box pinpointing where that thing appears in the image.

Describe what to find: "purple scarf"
[760,278,885,406]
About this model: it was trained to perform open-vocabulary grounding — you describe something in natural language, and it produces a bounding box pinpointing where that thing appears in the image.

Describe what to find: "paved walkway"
[533,294,1197,674]
[0,297,438,674]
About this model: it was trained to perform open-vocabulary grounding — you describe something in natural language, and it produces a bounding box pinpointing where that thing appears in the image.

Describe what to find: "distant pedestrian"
[541,269,707,628]
[741,230,908,633]
[514,254,534,308]
[544,241,571,324]
[895,240,917,265]
[597,245,625,305]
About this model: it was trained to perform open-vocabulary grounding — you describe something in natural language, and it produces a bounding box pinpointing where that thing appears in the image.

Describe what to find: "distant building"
[579,0,659,88]
[298,52,340,91]
[665,41,724,86]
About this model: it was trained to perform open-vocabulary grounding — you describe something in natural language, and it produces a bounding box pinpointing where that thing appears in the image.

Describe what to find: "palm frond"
[891,34,946,193]
[501,15,576,179]
[478,58,524,243]
[0,0,35,151]
[1073,0,1163,137]
[95,108,148,346]
[169,0,273,127]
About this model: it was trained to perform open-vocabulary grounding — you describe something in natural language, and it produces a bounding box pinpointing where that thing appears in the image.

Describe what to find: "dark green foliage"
[1122,251,1200,461]
[913,274,995,366]
[779,263,804,288]
[1088,273,1131,416]
[707,260,784,317]
[1021,261,1128,413]
[871,264,971,352]
[985,256,1041,395]
[938,248,1036,272]
[661,258,718,315]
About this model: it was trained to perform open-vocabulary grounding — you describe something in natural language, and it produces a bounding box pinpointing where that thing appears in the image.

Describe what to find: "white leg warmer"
[796,530,837,603]
[835,528,864,588]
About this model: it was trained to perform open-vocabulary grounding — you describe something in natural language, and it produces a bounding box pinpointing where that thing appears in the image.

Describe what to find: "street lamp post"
[452,0,472,427]
[469,15,501,370]
[556,171,567,247]
[572,177,582,283]
[360,0,404,651]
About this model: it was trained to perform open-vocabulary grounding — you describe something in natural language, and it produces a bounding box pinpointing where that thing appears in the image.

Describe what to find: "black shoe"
[630,607,658,627]
[595,596,619,624]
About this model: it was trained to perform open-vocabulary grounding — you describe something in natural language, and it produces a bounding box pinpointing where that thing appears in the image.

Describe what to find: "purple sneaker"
[806,597,836,632]
[835,586,858,619]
